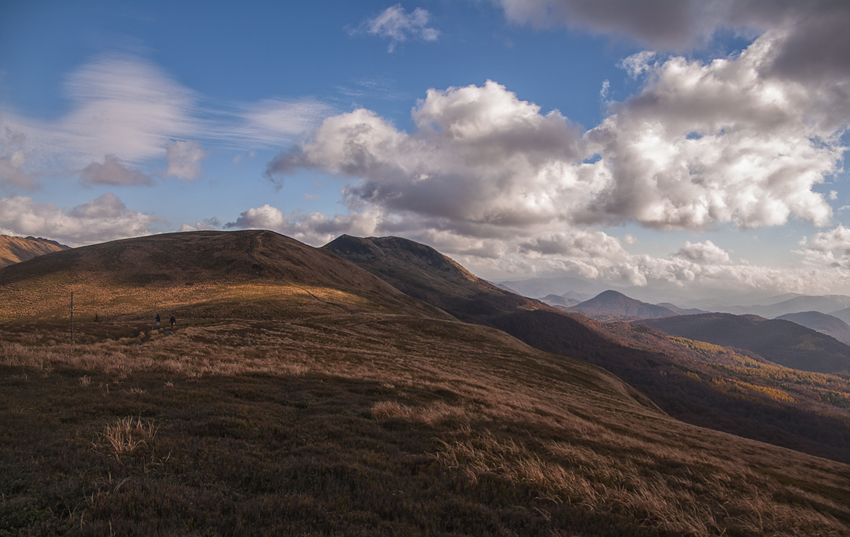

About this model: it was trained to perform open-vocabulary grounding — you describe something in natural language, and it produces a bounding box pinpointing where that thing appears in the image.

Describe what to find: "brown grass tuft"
[96,417,157,457]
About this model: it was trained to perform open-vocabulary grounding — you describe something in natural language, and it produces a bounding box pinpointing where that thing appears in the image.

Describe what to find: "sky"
[1,0,850,305]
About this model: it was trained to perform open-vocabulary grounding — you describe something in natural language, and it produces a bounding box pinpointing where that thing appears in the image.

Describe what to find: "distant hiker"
[170,315,176,329]
[155,313,161,328]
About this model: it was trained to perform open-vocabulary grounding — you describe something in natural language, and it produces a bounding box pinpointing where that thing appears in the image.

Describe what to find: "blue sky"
[2,1,850,305]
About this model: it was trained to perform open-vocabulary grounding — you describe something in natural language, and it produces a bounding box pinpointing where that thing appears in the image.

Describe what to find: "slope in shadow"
[324,235,850,463]
[641,313,850,374]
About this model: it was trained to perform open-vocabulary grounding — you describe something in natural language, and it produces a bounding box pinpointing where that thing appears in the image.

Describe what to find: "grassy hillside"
[324,235,850,464]
[0,230,447,324]
[0,234,68,268]
[2,231,850,535]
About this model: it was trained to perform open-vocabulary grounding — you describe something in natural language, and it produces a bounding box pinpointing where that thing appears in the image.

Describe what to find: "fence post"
[70,292,74,344]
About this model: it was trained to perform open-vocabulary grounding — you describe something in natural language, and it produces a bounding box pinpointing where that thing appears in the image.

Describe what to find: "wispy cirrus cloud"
[0,54,200,188]
[58,54,200,165]
[221,99,335,149]
[0,55,334,191]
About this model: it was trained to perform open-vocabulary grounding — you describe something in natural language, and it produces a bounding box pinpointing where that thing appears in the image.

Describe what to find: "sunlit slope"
[0,234,68,268]
[0,230,450,322]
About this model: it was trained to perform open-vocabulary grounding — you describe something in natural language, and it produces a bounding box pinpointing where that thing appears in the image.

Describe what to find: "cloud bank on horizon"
[1,0,849,302]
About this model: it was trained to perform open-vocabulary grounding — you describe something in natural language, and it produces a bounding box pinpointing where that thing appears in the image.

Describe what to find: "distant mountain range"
[0,235,68,268]
[497,275,609,300]
[497,273,850,319]
[729,295,850,319]
[826,306,850,326]
[640,313,850,374]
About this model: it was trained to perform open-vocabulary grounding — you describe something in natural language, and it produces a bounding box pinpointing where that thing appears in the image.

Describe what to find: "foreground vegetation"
[2,231,850,535]
[3,310,850,535]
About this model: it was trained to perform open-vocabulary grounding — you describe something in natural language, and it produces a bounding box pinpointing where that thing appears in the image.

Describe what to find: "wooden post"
[70,292,74,344]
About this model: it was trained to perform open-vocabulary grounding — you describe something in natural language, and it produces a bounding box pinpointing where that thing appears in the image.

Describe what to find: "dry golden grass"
[96,417,158,457]
[3,310,849,535]
[0,234,66,268]
[0,280,390,323]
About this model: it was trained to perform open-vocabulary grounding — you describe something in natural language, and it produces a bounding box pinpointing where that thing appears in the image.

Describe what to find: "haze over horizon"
[2,0,849,304]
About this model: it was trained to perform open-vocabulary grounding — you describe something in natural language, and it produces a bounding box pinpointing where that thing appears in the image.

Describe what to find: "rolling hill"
[0,234,68,268]
[324,235,850,465]
[0,230,447,323]
[641,313,850,374]
[2,230,850,535]
[777,311,850,346]
[570,290,678,320]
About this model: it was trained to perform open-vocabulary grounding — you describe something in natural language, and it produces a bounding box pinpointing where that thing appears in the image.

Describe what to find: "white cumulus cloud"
[225,204,383,246]
[676,240,730,264]
[800,225,850,269]
[0,194,158,246]
[583,34,845,229]
[226,204,287,230]
[268,80,589,231]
